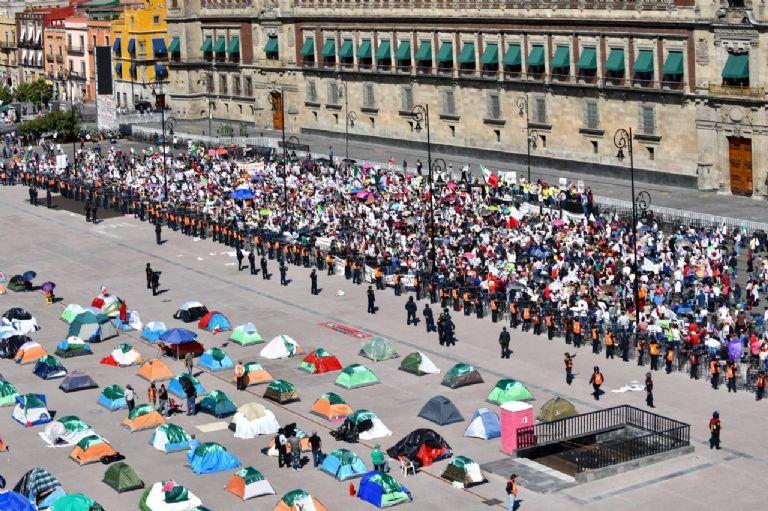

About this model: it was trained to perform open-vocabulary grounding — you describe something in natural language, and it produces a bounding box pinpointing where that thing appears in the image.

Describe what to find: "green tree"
[17,108,80,140]
[0,87,13,105]
[15,79,53,106]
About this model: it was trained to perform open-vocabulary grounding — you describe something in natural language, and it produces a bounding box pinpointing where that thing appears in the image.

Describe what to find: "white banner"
[364,265,375,283]
[334,257,345,276]
[315,237,332,252]
[383,273,417,287]
[55,153,67,169]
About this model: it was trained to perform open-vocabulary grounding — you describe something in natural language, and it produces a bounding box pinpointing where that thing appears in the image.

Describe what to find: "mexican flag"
[481,165,499,188]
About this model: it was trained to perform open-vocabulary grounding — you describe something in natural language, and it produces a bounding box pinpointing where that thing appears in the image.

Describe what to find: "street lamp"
[267,88,289,227]
[146,74,168,199]
[336,78,356,161]
[516,95,538,184]
[411,104,437,275]
[614,127,639,348]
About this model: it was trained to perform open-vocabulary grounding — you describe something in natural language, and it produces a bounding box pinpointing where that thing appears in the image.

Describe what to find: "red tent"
[300,349,342,374]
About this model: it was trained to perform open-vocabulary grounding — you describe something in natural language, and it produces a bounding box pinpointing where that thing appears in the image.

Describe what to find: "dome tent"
[59,371,98,393]
[13,468,66,509]
[299,348,342,374]
[0,379,19,406]
[115,310,142,332]
[98,385,127,411]
[0,334,30,359]
[418,395,464,426]
[357,471,412,508]
[60,304,85,324]
[69,435,117,465]
[463,408,501,440]
[399,351,440,376]
[260,335,302,359]
[441,363,484,389]
[39,416,94,447]
[122,404,165,432]
[50,493,105,511]
[231,402,280,439]
[12,393,52,427]
[137,359,173,383]
[199,390,237,418]
[310,392,353,422]
[335,364,380,389]
[359,336,399,362]
[99,343,143,367]
[537,397,578,422]
[173,301,208,323]
[236,361,273,386]
[386,428,452,467]
[225,467,275,500]
[198,348,234,372]
[186,441,241,474]
[441,456,487,487]
[273,489,327,511]
[150,423,195,453]
[55,337,92,358]
[229,323,263,345]
[168,373,205,398]
[15,341,48,365]
[0,491,36,511]
[320,448,367,481]
[139,480,202,511]
[263,379,299,404]
[197,311,232,332]
[330,409,392,443]
[140,322,166,343]
[34,355,68,380]
[486,379,534,405]
[103,462,144,493]
[67,311,118,343]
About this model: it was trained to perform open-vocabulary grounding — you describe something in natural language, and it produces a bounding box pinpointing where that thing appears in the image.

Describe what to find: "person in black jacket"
[367,286,376,314]
[499,327,511,358]
[248,251,256,275]
[423,303,436,332]
[310,269,318,295]
[145,263,153,290]
[405,296,417,325]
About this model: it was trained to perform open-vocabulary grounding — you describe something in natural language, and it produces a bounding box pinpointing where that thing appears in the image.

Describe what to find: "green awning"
[576,47,596,70]
[436,42,452,63]
[168,37,180,54]
[661,51,683,75]
[415,40,432,61]
[458,42,475,64]
[481,43,498,65]
[264,36,278,54]
[551,45,569,69]
[213,36,226,53]
[503,44,521,66]
[358,39,371,58]
[339,39,354,58]
[226,36,239,54]
[633,50,654,73]
[320,38,336,58]
[376,40,391,60]
[300,37,314,57]
[200,36,212,52]
[395,41,410,61]
[527,45,544,67]
[721,52,749,80]
[604,48,624,73]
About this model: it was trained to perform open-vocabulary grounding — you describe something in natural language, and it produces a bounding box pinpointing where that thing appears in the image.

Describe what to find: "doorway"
[728,137,753,196]
[270,91,283,131]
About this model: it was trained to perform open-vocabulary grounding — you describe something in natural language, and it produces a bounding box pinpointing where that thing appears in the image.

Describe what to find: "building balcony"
[56,54,63,63]
[68,71,86,82]
[0,42,15,52]
[46,54,54,62]
[67,45,84,56]
[708,84,764,99]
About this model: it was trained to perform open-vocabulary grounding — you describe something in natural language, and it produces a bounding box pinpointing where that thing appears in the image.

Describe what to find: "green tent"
[347,408,377,424]
[0,380,19,406]
[358,471,412,507]
[199,390,237,417]
[263,379,299,404]
[76,434,106,451]
[128,403,156,420]
[229,323,263,345]
[60,304,85,324]
[441,363,484,389]
[399,352,440,376]
[359,337,399,362]
[50,493,104,511]
[335,364,380,389]
[537,397,577,421]
[486,379,533,405]
[59,415,90,433]
[103,461,144,493]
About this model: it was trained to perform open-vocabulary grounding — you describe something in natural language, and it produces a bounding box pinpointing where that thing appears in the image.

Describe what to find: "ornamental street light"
[268,88,289,226]
[516,95,539,184]
[411,104,437,275]
[335,78,356,161]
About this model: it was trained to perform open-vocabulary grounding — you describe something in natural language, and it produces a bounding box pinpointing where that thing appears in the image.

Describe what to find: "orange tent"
[69,435,117,465]
[234,362,273,387]
[15,342,48,365]
[0,437,7,451]
[274,490,327,511]
[137,359,173,382]
[121,404,165,432]
[310,392,352,422]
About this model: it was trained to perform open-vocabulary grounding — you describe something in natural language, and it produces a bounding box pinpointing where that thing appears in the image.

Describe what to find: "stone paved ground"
[0,185,765,511]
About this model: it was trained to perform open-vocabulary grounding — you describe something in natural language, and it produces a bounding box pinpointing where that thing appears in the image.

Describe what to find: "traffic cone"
[349,482,356,496]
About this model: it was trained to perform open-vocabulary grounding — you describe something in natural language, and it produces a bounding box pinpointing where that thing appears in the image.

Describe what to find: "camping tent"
[0,379,19,406]
[320,448,367,480]
[0,491,36,511]
[335,364,380,389]
[198,348,234,372]
[186,442,240,474]
[237,361,273,386]
[199,390,237,418]
[231,402,280,439]
[159,329,204,359]
[330,409,392,442]
[486,379,534,405]
[15,341,47,365]
[2,313,38,334]
[67,312,118,343]
[263,380,299,404]
[139,481,202,511]
[260,335,302,359]
[103,462,144,493]
[311,392,352,422]
[13,468,66,510]
[100,343,143,367]
[399,352,440,376]
[98,385,127,411]
[140,322,166,343]
[39,416,93,447]
[441,363,484,389]
[359,337,399,362]
[69,435,117,465]
[357,471,412,508]
[60,304,85,324]
[464,408,501,440]
[537,397,578,421]
[3,307,31,321]
[12,394,51,427]
[137,359,173,382]
[273,490,327,511]
[55,337,92,358]
[92,294,124,318]
[299,348,342,374]
[150,423,195,453]
[50,493,104,511]
[418,395,464,425]
[115,310,142,332]
[122,404,165,432]
[441,456,487,487]
[168,373,205,398]
[229,323,263,345]
[34,355,67,380]
[386,429,452,467]
[225,467,275,500]
[197,311,231,332]
[58,371,98,393]
[173,302,209,323]
[266,424,310,456]
[0,334,30,359]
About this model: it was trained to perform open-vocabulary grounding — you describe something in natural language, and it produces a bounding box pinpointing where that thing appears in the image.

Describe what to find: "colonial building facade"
[168,0,768,197]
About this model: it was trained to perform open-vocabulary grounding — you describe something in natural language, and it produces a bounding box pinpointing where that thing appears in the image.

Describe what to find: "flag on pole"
[480,165,499,188]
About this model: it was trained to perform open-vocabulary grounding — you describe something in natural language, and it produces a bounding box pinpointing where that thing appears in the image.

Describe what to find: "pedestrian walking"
[499,327,511,359]
[405,296,417,325]
[709,411,721,449]
[148,382,157,408]
[145,263,153,290]
[310,269,318,295]
[645,372,654,408]
[125,384,136,413]
[589,366,604,400]
[185,351,194,375]
[423,303,436,332]
[309,431,323,467]
[367,286,376,314]
[185,384,197,416]
[756,370,765,401]
[506,474,519,511]
[235,360,245,391]
[710,357,721,390]
[564,352,575,385]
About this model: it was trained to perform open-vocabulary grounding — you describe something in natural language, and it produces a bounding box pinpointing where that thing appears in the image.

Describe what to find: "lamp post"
[614,127,639,347]
[147,73,168,199]
[411,104,437,275]
[516,95,539,184]
[268,88,288,226]
[335,78,356,161]
[68,76,76,169]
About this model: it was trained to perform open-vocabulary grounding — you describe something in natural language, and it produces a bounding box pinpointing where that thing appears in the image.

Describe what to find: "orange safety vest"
[594,373,603,385]
[564,356,573,369]
[573,321,581,334]
[649,344,660,356]
[523,308,531,320]
[591,327,599,340]
[452,289,459,300]
[490,300,498,311]
[665,350,674,361]
[710,361,720,374]
[510,303,517,314]
[463,292,470,302]
[726,366,734,378]
[545,315,553,327]
[375,268,383,278]
[235,364,245,377]
[605,333,614,345]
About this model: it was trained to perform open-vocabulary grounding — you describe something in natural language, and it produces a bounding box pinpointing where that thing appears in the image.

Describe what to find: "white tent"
[2,316,38,334]
[12,395,51,427]
[359,418,393,441]
[259,335,301,360]
[143,481,202,511]
[39,417,94,447]
[232,403,279,439]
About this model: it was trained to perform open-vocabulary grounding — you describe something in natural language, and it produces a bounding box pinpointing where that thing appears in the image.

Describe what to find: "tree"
[17,108,80,140]
[15,79,53,106]
[0,87,13,105]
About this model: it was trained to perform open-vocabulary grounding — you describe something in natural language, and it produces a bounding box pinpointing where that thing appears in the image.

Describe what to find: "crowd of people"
[3,132,768,402]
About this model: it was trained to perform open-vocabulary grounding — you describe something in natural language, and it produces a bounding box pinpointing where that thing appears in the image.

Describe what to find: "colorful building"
[0,16,17,87]
[111,0,169,110]
[43,23,66,98]
[63,15,89,101]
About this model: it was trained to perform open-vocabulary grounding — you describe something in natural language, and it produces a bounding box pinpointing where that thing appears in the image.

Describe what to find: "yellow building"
[0,16,17,87]
[110,0,169,110]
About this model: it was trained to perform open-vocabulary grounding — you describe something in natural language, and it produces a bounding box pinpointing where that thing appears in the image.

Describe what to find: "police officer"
[440,309,456,347]
[310,269,318,295]
[151,270,161,296]
[248,251,256,275]
[405,296,417,325]
[45,186,52,208]
[725,360,737,393]
[423,303,436,332]
[645,372,655,408]
[709,411,721,450]
[564,352,575,384]
[589,366,604,400]
[236,244,245,271]
[279,263,288,286]
[91,201,98,223]
[499,327,511,359]
[367,286,376,314]
[145,263,153,290]
[84,197,91,222]
[261,256,269,280]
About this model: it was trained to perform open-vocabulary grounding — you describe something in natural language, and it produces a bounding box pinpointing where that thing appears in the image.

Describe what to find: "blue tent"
[0,491,36,511]
[357,471,412,508]
[198,312,231,332]
[320,448,367,481]
[98,385,127,411]
[186,442,240,474]
[168,373,205,398]
[141,322,166,343]
[463,408,501,440]
[198,348,234,372]
[33,356,67,380]
[160,328,197,345]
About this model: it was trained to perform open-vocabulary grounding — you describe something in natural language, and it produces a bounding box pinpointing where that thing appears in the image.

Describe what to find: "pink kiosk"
[500,401,534,455]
